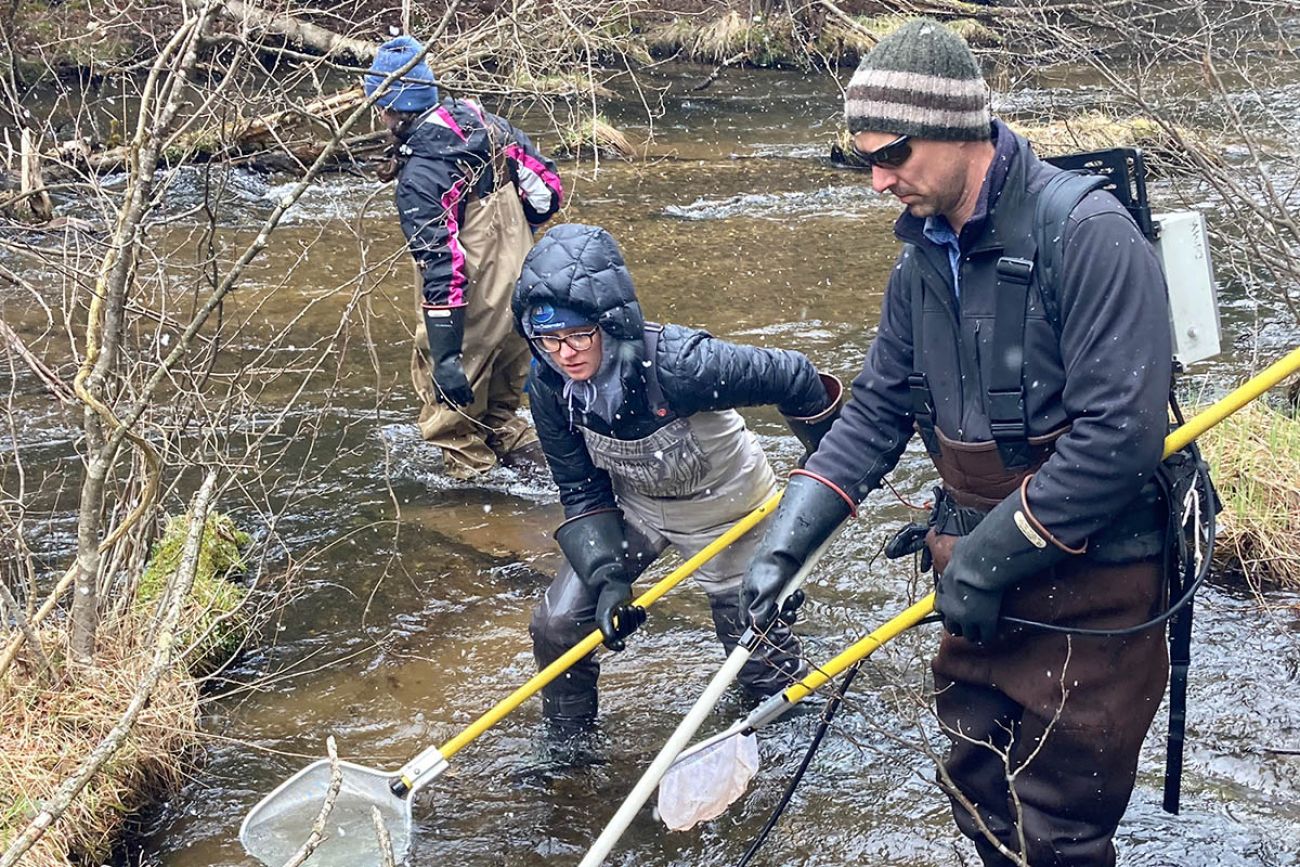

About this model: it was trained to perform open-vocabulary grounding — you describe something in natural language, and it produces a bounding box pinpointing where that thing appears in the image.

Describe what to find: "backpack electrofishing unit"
[886,146,1223,815]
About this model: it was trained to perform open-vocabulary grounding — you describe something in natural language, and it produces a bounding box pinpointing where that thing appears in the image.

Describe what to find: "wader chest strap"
[908,274,940,455]
[642,324,676,423]
[988,256,1034,469]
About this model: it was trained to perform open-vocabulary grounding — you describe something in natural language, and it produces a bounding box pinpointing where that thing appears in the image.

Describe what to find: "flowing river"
[5,61,1298,866]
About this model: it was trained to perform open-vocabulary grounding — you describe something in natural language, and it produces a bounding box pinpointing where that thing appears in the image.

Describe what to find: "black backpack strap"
[1034,171,1109,338]
[641,323,676,423]
[907,268,941,455]
[986,171,1108,469]
[987,254,1035,469]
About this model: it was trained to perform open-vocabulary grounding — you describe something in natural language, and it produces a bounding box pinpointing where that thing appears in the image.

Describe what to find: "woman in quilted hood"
[511,223,843,735]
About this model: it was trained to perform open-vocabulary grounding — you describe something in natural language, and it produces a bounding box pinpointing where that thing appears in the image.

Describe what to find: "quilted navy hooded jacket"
[512,224,829,518]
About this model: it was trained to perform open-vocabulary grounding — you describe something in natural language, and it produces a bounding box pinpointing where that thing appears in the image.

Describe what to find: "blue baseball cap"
[364,35,439,113]
[528,303,593,335]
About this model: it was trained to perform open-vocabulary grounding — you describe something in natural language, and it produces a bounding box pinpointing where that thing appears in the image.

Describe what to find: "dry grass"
[1007,112,1221,175]
[0,510,248,864]
[816,13,999,61]
[0,626,199,865]
[643,9,800,66]
[554,114,638,160]
[1197,400,1300,591]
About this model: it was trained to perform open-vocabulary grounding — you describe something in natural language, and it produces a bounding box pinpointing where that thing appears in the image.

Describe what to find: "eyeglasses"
[849,134,913,169]
[532,328,599,353]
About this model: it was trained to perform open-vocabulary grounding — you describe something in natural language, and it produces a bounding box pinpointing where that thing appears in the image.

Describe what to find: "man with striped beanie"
[743,17,1175,867]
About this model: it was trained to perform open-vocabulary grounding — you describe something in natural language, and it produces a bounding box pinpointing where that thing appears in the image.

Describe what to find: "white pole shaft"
[578,647,752,867]
[578,532,839,866]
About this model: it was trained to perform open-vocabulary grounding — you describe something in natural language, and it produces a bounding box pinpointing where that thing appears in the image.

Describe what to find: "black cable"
[737,612,943,867]
[736,662,862,867]
[1001,435,1216,639]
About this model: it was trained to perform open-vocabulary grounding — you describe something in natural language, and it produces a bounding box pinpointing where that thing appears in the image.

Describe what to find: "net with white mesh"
[656,732,760,831]
[241,760,413,866]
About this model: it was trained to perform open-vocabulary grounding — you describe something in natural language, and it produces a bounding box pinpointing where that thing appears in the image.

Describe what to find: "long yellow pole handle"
[1164,344,1300,455]
[784,594,936,704]
[438,490,783,760]
[782,344,1300,705]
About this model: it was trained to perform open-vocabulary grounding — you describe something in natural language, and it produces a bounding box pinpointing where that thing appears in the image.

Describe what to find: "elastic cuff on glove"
[789,469,857,518]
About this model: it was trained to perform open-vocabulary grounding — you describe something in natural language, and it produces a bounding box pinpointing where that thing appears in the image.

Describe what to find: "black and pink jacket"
[394,98,563,308]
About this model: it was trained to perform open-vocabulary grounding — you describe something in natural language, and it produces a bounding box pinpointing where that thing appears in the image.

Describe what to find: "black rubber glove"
[592,567,646,652]
[741,472,852,632]
[782,373,844,467]
[423,305,473,407]
[936,490,1072,645]
[555,510,643,651]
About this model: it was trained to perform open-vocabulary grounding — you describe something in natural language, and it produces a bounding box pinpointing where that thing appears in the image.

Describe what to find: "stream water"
[4,61,1299,867]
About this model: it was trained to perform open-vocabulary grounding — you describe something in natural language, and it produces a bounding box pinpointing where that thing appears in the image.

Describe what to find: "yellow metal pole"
[784,594,937,704]
[1165,344,1300,455]
[781,345,1300,705]
[437,490,783,760]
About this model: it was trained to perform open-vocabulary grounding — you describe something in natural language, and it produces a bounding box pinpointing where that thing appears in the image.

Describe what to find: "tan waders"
[410,178,537,479]
[924,432,1168,867]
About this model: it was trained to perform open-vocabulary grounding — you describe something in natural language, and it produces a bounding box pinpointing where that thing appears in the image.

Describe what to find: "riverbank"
[0,511,248,866]
[1199,400,1300,592]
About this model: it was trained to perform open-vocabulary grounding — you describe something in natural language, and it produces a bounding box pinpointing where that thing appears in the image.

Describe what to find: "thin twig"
[281,735,343,867]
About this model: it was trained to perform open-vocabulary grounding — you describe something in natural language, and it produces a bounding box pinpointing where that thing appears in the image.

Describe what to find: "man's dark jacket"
[513,224,828,519]
[806,123,1172,548]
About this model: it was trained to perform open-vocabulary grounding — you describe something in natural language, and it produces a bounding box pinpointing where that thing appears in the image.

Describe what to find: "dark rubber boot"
[708,592,805,699]
[498,438,547,472]
[530,567,600,734]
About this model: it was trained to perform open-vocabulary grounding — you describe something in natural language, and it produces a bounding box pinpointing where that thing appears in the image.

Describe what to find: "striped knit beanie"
[844,18,991,142]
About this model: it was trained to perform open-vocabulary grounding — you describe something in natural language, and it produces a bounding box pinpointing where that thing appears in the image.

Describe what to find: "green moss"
[136,511,251,674]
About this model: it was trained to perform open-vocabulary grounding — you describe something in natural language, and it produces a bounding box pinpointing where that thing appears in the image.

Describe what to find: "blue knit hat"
[365,35,439,113]
[527,303,593,335]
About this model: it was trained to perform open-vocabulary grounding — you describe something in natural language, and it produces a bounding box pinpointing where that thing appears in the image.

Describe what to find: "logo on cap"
[531,303,557,324]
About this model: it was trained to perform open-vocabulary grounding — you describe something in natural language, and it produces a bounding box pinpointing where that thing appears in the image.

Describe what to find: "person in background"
[365,35,563,479]
[741,19,1173,867]
[513,223,843,735]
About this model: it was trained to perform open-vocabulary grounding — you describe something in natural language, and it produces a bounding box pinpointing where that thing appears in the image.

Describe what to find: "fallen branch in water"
[282,736,344,867]
[218,0,376,61]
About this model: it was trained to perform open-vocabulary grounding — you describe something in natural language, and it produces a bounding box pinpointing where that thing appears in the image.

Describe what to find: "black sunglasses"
[849,134,913,169]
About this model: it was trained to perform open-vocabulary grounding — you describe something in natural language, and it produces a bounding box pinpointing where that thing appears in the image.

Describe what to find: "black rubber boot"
[708,592,805,700]
[530,568,600,735]
[498,438,547,471]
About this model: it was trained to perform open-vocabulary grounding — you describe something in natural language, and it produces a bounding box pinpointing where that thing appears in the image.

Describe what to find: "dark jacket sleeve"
[803,260,917,503]
[495,115,563,226]
[529,372,618,519]
[1024,195,1172,546]
[658,326,829,418]
[395,152,471,308]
